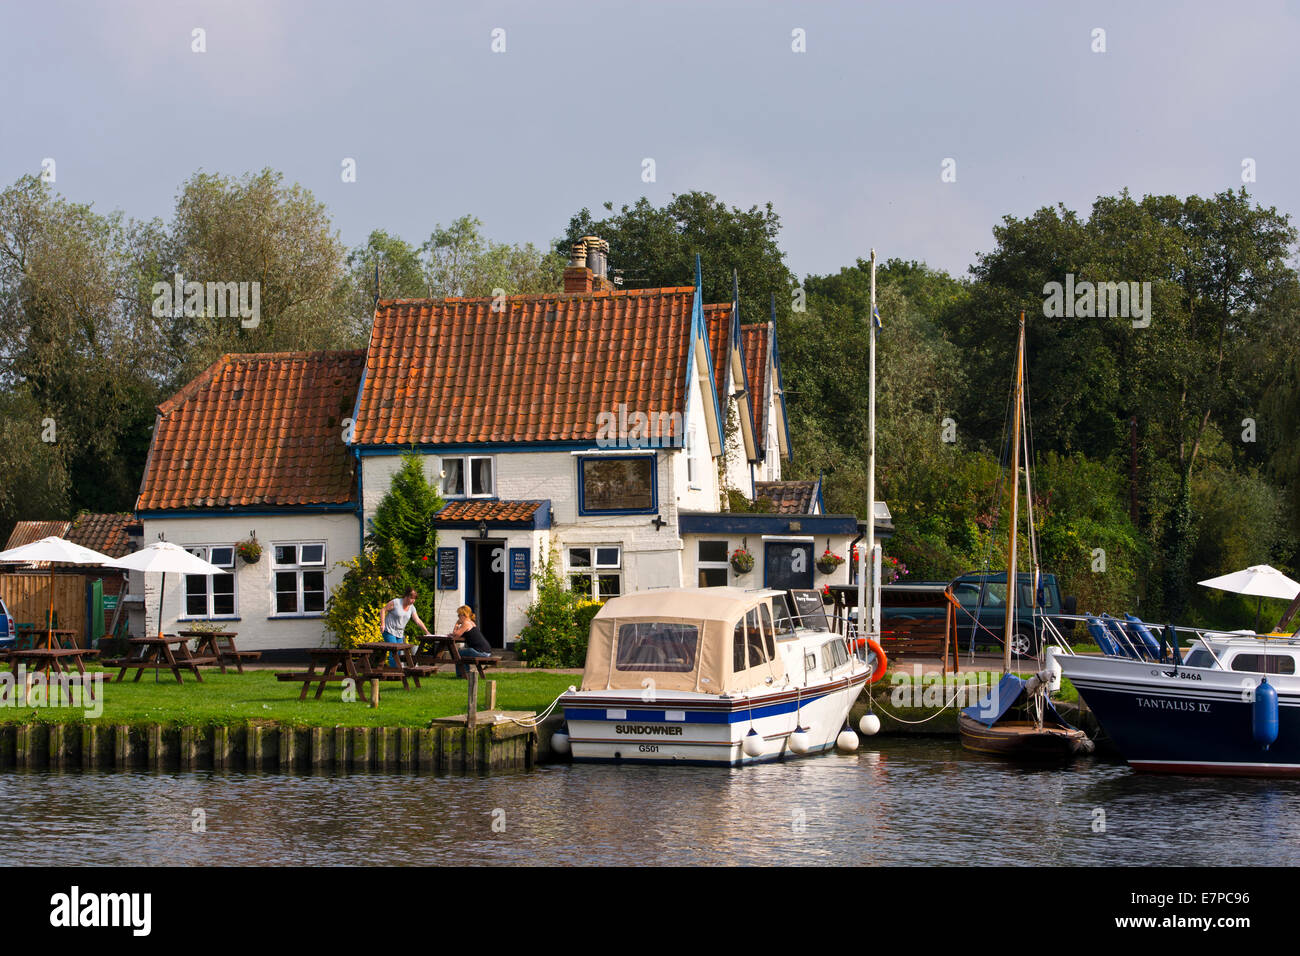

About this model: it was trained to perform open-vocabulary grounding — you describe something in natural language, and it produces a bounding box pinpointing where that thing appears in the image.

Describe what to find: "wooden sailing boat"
[957,313,1092,760]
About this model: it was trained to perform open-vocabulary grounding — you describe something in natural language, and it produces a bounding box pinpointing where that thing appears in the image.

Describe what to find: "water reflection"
[3,739,1297,866]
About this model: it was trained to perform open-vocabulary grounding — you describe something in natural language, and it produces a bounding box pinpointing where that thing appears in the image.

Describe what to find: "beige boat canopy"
[581,587,796,695]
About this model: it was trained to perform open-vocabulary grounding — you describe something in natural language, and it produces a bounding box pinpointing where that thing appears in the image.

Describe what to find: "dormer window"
[441,456,494,498]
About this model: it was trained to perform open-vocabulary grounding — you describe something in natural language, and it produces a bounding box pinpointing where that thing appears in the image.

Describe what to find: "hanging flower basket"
[418,554,435,578]
[730,548,755,575]
[816,549,845,575]
[236,539,262,564]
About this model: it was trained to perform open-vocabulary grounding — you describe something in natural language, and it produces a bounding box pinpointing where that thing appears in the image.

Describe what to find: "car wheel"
[1010,629,1038,658]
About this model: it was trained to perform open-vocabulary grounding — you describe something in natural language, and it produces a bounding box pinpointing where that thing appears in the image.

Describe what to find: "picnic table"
[415,634,502,678]
[176,630,262,674]
[275,647,399,705]
[6,648,100,703]
[109,635,215,684]
[16,628,80,650]
[355,641,436,688]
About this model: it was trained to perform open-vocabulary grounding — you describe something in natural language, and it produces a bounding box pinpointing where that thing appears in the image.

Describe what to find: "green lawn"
[0,668,578,728]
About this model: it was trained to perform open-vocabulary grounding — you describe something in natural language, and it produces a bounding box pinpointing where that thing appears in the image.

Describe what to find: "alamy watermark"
[1,667,103,718]
[1043,274,1150,328]
[596,403,684,449]
[152,273,261,328]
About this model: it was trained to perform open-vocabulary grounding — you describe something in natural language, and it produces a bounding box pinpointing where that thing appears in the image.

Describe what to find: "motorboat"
[1057,615,1300,776]
[560,586,880,765]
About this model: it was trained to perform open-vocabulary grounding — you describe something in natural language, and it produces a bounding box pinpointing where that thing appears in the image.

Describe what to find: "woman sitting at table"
[450,605,492,677]
[382,588,432,667]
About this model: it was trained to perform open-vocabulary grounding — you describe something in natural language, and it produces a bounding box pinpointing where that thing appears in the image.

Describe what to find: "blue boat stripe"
[563,691,836,725]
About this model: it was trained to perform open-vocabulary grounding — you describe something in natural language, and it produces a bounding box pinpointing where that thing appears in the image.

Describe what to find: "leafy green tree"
[161,168,357,381]
[563,192,794,312]
[345,229,427,334]
[0,175,163,516]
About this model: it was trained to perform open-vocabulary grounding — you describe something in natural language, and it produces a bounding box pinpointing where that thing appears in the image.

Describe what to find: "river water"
[3,738,1297,866]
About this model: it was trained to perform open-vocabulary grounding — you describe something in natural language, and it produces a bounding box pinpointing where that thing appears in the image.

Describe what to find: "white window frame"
[270,541,328,618]
[696,539,729,587]
[567,545,623,601]
[440,455,495,499]
[687,423,701,489]
[180,545,237,620]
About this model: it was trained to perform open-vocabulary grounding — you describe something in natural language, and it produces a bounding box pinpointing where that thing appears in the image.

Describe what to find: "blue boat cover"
[1086,616,1122,656]
[1123,614,1163,659]
[1101,614,1146,659]
[961,673,1075,728]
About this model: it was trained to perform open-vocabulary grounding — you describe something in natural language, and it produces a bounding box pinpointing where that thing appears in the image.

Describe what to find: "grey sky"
[3,0,1297,283]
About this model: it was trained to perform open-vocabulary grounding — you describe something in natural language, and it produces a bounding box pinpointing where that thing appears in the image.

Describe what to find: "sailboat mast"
[862,249,877,642]
[1004,313,1025,674]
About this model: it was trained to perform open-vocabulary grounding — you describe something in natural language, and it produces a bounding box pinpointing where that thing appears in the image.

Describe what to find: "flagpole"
[859,249,878,649]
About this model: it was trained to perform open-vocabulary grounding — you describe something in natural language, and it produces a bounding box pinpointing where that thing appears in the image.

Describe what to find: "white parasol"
[1198,564,1300,632]
[0,536,113,648]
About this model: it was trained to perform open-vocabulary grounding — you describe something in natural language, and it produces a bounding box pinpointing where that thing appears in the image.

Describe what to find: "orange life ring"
[848,637,888,682]
[863,638,888,683]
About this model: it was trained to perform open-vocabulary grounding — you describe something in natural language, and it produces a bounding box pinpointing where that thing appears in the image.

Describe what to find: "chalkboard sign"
[436,547,458,590]
[509,548,531,590]
[787,589,829,631]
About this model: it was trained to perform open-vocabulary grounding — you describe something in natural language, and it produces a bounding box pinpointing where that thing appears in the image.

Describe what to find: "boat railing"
[1042,614,1284,662]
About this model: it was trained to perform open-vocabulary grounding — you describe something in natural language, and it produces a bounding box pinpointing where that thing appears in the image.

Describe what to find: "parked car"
[0,596,16,650]
[882,571,1077,657]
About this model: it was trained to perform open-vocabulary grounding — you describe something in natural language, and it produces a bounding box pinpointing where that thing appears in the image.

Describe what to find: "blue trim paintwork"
[356,441,604,456]
[564,689,836,725]
[769,296,791,457]
[677,512,856,535]
[691,255,725,459]
[576,455,658,516]
[140,505,355,518]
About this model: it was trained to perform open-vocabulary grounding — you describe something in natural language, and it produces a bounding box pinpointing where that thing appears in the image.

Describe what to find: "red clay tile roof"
[703,304,732,402]
[4,520,72,552]
[434,500,545,523]
[740,323,770,455]
[755,480,818,514]
[354,289,697,446]
[137,350,366,511]
[68,513,136,558]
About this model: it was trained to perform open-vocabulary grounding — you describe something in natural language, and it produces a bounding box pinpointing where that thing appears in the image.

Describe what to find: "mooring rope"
[865,683,973,724]
[498,686,575,728]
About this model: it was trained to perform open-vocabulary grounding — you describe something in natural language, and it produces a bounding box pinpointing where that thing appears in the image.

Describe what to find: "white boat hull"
[562,671,870,766]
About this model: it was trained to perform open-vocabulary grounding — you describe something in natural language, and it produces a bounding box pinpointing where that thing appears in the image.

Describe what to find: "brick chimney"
[563,239,593,293]
[564,236,614,293]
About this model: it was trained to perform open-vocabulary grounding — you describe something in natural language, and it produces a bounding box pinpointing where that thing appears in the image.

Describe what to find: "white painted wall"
[139,512,359,651]
[680,532,855,589]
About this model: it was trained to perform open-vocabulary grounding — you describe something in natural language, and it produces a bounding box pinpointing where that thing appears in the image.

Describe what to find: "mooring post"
[487,679,497,711]
[369,676,380,709]
[467,670,479,731]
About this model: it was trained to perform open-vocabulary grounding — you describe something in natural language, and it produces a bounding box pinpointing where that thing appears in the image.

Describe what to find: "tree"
[161,168,357,382]
[0,175,164,516]
[562,193,794,313]
[344,229,427,335]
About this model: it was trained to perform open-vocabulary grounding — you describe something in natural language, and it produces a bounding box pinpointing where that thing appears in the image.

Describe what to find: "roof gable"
[137,350,365,511]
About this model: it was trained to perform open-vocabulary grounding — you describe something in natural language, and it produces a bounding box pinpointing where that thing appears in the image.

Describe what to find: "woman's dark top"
[460,625,491,654]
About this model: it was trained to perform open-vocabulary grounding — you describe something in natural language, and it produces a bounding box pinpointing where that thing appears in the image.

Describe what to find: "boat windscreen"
[614,622,699,672]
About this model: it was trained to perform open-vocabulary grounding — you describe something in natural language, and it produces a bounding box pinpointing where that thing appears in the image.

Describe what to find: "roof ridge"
[376,287,696,308]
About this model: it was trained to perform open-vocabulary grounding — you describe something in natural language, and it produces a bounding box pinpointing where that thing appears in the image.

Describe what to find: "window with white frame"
[440,456,494,498]
[271,542,326,616]
[697,540,729,588]
[568,545,622,601]
[183,545,236,618]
